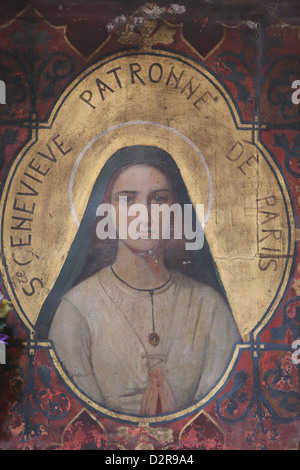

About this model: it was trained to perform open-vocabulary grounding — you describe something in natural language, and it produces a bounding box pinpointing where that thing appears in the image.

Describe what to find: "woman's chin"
[121,238,163,254]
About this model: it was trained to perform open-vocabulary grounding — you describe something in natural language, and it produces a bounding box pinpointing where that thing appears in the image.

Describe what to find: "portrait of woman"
[39,145,241,416]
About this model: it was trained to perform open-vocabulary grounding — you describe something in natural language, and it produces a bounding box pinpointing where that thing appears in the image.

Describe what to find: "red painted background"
[0,1,299,450]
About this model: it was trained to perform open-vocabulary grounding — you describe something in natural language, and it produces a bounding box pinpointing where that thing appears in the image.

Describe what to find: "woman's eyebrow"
[113,190,139,196]
[149,189,172,195]
[150,189,171,192]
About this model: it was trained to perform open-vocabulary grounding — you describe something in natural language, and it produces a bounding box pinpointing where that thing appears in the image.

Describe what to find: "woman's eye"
[152,195,168,204]
[119,195,135,204]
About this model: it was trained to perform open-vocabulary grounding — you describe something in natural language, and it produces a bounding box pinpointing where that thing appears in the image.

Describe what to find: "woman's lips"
[134,230,156,239]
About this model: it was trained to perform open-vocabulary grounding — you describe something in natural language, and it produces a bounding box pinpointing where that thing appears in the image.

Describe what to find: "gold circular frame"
[0,50,295,424]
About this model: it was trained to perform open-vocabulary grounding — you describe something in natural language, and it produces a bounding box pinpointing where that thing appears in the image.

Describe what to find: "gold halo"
[69,120,213,228]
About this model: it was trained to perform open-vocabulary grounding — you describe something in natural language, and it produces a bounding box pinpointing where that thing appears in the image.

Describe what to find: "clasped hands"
[141,367,176,415]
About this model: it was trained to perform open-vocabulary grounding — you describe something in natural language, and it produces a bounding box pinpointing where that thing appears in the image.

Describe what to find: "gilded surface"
[0,51,295,422]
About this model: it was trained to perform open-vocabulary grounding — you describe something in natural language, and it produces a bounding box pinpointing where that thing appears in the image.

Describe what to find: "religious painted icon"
[45,145,241,416]
[0,52,295,422]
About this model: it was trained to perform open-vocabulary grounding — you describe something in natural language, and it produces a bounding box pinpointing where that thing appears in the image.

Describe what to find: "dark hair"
[37,145,227,339]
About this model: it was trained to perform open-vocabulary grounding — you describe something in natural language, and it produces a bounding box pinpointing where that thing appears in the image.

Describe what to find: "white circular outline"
[69,120,213,227]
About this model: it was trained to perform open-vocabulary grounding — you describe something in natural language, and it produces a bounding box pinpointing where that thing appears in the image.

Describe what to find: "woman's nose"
[136,196,152,221]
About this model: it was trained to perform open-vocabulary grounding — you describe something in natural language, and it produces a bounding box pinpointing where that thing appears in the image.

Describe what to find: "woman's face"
[111,164,175,253]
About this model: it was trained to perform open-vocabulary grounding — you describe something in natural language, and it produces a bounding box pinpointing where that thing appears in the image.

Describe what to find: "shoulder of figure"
[173,270,230,309]
[61,271,103,306]
[173,270,220,294]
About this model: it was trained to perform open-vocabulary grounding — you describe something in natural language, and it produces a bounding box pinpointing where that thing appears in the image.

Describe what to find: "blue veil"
[36,145,228,339]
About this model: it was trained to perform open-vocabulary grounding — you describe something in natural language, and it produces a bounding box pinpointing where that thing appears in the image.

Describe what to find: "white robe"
[49,266,240,415]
